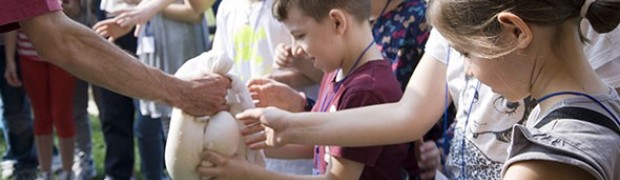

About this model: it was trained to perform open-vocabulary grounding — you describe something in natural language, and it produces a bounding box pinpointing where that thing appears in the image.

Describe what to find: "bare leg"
[35,135,54,172]
[59,137,75,172]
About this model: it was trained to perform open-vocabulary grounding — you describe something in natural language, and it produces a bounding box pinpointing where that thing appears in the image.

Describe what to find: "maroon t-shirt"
[312,60,408,180]
[0,0,62,33]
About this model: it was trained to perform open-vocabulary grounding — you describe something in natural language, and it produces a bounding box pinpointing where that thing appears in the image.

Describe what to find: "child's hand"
[247,78,305,112]
[93,19,134,42]
[237,107,292,150]
[417,140,441,180]
[197,150,253,180]
[111,6,152,28]
[274,43,310,69]
[274,43,294,69]
[4,60,21,87]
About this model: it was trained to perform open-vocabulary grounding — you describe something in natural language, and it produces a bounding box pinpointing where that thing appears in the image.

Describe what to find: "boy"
[196,0,409,179]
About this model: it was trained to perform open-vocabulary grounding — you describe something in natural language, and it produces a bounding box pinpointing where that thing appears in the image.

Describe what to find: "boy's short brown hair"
[273,0,370,23]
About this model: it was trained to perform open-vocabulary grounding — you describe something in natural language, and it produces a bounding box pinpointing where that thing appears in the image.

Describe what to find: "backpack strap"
[535,106,620,136]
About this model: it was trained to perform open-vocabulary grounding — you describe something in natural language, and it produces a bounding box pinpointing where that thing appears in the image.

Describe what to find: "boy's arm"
[264,144,313,159]
[162,0,204,23]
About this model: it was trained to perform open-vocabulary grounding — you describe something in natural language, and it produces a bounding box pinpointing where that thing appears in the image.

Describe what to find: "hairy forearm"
[4,31,16,62]
[20,12,186,107]
[264,144,313,159]
[285,55,449,147]
[162,2,203,23]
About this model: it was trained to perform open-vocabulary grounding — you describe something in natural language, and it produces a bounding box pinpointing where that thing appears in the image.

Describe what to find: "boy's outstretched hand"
[237,107,292,150]
[247,78,306,112]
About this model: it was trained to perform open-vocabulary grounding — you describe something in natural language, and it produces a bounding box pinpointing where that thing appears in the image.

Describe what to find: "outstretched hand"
[237,107,292,150]
[247,78,305,112]
[92,19,134,42]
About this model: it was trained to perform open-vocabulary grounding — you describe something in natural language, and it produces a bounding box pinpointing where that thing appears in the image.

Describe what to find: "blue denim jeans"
[0,45,38,172]
[135,115,166,180]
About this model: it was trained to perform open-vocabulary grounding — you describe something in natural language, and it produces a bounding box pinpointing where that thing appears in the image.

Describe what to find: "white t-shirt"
[212,0,314,175]
[426,21,620,179]
[212,0,291,83]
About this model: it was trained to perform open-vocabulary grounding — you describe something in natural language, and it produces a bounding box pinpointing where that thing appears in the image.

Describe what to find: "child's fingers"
[248,140,269,150]
[241,123,264,136]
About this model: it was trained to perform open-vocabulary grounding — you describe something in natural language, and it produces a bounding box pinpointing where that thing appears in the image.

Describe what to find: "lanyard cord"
[537,91,620,125]
[313,41,375,175]
[314,1,391,174]
[442,47,451,174]
[459,80,480,179]
[319,41,375,112]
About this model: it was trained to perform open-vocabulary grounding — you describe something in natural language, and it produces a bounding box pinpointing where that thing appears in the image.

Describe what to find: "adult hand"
[247,78,305,112]
[4,60,22,87]
[92,19,134,42]
[178,73,231,116]
[196,150,254,180]
[237,107,291,150]
[417,140,441,180]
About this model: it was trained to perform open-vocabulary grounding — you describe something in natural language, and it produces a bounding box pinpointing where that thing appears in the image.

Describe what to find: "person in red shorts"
[5,27,76,179]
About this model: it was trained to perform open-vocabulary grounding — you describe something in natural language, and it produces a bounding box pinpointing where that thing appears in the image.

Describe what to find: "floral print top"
[373,0,431,90]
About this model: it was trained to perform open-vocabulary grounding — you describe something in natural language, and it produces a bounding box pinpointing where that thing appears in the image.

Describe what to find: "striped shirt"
[17,31,42,61]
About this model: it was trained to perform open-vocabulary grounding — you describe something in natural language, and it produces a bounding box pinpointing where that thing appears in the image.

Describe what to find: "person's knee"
[33,118,54,136]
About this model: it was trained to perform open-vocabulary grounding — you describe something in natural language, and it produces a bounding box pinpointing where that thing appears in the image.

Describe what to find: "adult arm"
[20,11,228,116]
[239,53,450,147]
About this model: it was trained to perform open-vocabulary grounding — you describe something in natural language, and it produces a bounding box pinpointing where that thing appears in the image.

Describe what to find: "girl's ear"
[328,9,348,35]
[497,12,532,49]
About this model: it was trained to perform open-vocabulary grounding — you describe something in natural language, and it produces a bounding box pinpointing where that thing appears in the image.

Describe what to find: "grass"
[0,114,145,180]
[89,114,145,180]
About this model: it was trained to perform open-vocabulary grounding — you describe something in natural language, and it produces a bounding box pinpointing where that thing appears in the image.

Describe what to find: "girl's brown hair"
[427,0,620,58]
